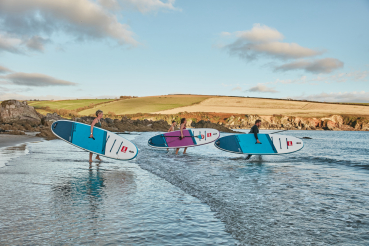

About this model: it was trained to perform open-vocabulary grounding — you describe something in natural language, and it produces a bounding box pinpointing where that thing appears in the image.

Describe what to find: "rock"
[0,100,41,125]
[41,113,65,126]
[191,120,240,133]
[105,118,114,124]
[302,137,312,139]
[36,128,58,140]
[0,130,26,135]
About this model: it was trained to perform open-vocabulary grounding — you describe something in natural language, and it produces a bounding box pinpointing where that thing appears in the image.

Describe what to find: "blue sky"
[0,0,368,102]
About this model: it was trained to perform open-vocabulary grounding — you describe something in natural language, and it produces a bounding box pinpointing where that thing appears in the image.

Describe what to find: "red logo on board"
[201,135,205,139]
[287,141,293,146]
[207,133,212,137]
[121,146,128,153]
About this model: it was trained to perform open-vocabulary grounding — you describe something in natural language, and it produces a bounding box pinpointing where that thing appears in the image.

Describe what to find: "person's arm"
[255,126,261,143]
[168,125,173,132]
[180,124,184,139]
[90,119,97,138]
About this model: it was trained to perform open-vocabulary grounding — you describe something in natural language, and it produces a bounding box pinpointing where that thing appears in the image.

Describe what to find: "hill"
[156,96,369,117]
[78,95,212,115]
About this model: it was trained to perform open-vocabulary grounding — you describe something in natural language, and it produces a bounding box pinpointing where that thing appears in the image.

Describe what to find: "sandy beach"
[0,134,43,148]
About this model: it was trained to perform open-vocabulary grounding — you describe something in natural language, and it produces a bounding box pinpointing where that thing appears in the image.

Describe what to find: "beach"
[0,134,42,148]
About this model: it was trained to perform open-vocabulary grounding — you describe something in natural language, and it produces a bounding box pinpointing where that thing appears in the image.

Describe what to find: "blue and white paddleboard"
[214,134,303,155]
[51,120,138,160]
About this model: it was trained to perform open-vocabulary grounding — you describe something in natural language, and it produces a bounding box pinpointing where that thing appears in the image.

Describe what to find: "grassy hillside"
[156,97,369,117]
[78,95,212,115]
[25,95,369,118]
[28,99,115,110]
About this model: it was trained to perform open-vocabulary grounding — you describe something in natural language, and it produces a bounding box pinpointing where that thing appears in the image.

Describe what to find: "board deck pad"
[148,128,220,149]
[215,134,303,155]
[51,120,138,160]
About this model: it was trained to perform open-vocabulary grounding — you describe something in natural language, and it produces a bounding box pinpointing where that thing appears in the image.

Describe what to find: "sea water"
[0,130,369,245]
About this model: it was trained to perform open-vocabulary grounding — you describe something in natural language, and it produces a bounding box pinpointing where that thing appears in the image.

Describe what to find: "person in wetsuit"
[175,118,188,155]
[89,110,103,163]
[246,119,262,160]
[167,120,177,151]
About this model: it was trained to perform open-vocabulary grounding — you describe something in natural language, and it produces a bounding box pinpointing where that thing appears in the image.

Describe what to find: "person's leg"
[96,155,102,161]
[245,154,252,160]
[183,147,187,154]
[175,148,179,155]
[89,152,93,162]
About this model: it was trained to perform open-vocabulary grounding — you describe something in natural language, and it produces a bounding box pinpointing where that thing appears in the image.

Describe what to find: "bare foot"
[89,159,93,163]
[95,156,102,161]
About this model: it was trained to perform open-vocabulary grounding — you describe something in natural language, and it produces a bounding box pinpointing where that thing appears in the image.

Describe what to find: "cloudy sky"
[0,0,368,102]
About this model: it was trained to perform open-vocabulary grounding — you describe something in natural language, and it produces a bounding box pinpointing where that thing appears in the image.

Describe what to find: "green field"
[28,99,115,110]
[78,95,212,115]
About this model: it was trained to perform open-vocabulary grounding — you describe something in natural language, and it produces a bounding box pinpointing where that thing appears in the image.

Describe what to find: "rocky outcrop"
[218,114,365,131]
[41,113,65,126]
[191,120,240,133]
[0,100,41,125]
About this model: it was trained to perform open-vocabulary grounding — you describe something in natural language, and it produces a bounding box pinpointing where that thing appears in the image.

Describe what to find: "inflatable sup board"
[51,120,138,160]
[148,128,220,149]
[214,134,303,155]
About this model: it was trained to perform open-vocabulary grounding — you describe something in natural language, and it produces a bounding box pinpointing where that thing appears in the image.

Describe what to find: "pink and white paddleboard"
[148,128,220,149]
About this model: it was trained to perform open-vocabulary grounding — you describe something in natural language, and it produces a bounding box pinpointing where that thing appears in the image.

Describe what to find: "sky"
[0,0,368,102]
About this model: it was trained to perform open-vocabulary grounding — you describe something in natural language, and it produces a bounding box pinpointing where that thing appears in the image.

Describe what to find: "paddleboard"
[148,128,220,149]
[51,120,138,160]
[214,134,303,155]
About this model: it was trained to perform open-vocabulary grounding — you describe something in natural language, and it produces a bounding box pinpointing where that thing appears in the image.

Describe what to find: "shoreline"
[0,134,43,148]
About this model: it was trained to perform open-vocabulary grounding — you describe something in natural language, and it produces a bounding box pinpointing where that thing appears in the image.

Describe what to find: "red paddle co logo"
[121,146,128,153]
[287,141,293,146]
[201,133,212,139]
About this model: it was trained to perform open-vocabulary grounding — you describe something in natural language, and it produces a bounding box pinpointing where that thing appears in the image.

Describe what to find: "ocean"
[0,130,368,245]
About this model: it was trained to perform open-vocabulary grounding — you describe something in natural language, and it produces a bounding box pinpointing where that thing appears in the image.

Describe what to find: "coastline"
[0,134,43,148]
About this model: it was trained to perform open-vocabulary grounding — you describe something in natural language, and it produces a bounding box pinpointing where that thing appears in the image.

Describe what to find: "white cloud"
[275,58,344,74]
[234,24,284,42]
[0,93,73,101]
[113,0,178,13]
[265,70,368,86]
[2,73,77,86]
[221,23,322,61]
[24,36,51,52]
[296,91,369,103]
[0,34,23,54]
[0,65,12,74]
[0,0,142,54]
[245,84,278,93]
[231,86,242,91]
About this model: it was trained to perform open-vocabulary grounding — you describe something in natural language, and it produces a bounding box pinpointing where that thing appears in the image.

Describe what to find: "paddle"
[164,135,203,139]
[269,129,288,134]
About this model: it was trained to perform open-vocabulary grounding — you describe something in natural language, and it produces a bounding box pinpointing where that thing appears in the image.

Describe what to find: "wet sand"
[0,134,43,148]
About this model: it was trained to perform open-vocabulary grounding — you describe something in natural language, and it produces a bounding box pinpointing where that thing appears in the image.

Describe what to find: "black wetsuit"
[246,124,259,160]
[249,125,259,140]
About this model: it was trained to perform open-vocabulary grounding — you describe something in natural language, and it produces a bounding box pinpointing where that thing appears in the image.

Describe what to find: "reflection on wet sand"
[0,144,28,167]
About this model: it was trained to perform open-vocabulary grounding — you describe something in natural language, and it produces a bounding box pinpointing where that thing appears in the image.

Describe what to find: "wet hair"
[255,119,261,124]
[172,120,176,123]
[96,110,103,117]
[180,118,186,124]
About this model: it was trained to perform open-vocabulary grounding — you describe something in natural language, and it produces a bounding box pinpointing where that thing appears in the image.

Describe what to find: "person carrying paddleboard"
[167,120,177,151]
[175,118,188,155]
[246,119,262,160]
[89,110,103,162]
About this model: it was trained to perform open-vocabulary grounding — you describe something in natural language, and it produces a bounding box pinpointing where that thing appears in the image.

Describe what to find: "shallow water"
[1,130,369,245]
